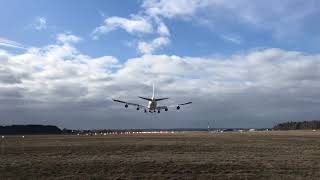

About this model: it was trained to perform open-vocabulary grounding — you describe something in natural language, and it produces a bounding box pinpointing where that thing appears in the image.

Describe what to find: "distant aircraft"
[112,84,192,113]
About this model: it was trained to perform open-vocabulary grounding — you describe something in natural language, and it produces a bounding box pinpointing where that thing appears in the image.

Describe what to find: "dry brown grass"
[1,131,320,179]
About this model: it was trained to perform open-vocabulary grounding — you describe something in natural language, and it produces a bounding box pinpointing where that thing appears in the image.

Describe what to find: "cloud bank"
[1,34,320,128]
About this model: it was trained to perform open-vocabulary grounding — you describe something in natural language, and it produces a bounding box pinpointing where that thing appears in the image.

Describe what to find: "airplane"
[112,84,192,113]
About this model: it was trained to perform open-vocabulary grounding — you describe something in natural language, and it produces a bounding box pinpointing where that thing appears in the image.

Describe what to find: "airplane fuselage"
[147,98,157,111]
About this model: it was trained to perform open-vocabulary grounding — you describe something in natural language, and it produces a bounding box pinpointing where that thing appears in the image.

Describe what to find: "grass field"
[1,131,320,179]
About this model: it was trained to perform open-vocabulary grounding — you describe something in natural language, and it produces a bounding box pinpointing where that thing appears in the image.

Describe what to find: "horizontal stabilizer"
[155,98,169,101]
[138,96,152,101]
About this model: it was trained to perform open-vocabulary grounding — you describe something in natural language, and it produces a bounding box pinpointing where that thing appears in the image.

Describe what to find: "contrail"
[0,37,28,50]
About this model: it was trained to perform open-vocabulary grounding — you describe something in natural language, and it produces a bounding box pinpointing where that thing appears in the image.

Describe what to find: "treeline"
[0,125,62,135]
[273,120,320,130]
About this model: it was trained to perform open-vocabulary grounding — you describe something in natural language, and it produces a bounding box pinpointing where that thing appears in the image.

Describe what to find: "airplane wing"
[157,106,168,110]
[178,102,192,106]
[167,101,192,110]
[168,101,192,107]
[112,99,146,108]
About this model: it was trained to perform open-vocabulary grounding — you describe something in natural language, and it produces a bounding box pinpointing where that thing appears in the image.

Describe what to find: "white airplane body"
[113,85,192,113]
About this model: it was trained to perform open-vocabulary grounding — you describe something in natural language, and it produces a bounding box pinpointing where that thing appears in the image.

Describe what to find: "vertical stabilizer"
[152,83,155,98]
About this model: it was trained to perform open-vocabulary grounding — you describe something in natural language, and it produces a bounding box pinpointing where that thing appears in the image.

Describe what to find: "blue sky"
[1,0,320,129]
[1,0,320,60]
[0,0,140,58]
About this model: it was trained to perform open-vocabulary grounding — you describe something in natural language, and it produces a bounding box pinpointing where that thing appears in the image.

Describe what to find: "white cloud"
[2,43,320,104]
[143,0,317,22]
[56,33,82,44]
[221,35,242,44]
[157,22,170,36]
[142,0,319,39]
[91,0,319,56]
[137,36,170,54]
[92,15,153,39]
[0,38,26,49]
[142,0,207,18]
[33,17,47,31]
[91,4,172,53]
[0,41,118,105]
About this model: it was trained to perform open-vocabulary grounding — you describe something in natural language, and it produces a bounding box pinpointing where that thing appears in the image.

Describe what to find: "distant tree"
[273,120,320,130]
[0,125,62,135]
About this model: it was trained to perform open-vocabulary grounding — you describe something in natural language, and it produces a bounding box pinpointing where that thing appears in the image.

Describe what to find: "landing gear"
[176,106,180,110]
[136,107,140,110]
[158,110,160,113]
[125,104,128,108]
[144,109,147,113]
[165,108,168,111]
